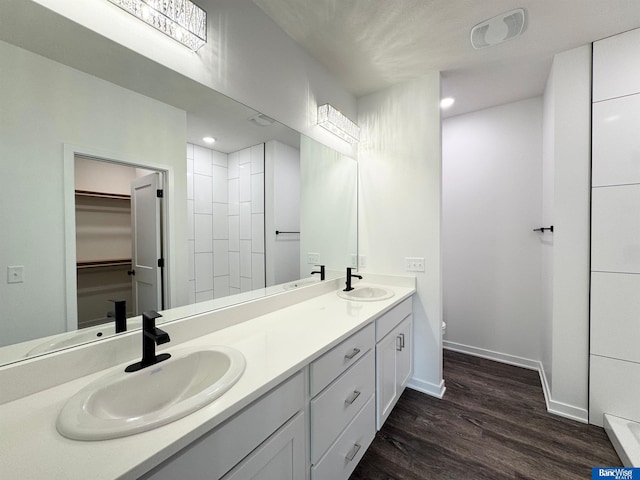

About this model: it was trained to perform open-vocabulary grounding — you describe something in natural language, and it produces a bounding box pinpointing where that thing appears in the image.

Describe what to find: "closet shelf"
[77,259,132,269]
[75,189,131,200]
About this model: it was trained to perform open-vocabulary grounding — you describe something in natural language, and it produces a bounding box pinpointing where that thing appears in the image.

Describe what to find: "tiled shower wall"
[186,143,265,302]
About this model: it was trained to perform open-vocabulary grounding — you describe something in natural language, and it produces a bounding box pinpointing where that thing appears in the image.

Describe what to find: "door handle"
[127,270,136,276]
[400,333,405,349]
[396,335,402,351]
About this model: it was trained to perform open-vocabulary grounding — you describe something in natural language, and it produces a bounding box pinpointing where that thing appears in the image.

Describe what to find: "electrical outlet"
[358,255,367,268]
[350,254,358,267]
[405,257,425,272]
[7,265,24,284]
[307,253,320,264]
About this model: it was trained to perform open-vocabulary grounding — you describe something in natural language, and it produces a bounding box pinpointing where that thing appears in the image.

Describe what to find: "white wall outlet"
[307,253,320,264]
[358,255,367,268]
[7,265,24,284]
[405,257,425,272]
[350,254,358,267]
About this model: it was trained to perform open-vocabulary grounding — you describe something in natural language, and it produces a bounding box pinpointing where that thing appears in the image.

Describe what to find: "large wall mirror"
[0,2,357,366]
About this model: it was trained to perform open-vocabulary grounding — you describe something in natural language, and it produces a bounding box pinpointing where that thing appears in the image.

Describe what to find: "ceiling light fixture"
[317,104,360,144]
[107,0,207,51]
[202,136,216,144]
[440,97,455,109]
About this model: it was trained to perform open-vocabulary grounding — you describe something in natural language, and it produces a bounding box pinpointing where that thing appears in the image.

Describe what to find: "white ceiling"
[253,0,640,117]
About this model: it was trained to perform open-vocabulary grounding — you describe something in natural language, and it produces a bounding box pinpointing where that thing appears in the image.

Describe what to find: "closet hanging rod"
[275,230,300,235]
[75,189,131,200]
[533,225,554,233]
[77,259,132,269]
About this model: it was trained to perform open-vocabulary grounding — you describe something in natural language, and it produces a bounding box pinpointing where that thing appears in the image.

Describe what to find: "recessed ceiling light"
[440,97,455,109]
[203,136,216,144]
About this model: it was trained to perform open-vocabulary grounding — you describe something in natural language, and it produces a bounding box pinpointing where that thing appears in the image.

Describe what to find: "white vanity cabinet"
[140,373,305,480]
[309,323,376,480]
[375,297,413,430]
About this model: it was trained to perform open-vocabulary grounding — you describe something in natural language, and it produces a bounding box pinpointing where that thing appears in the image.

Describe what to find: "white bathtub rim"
[604,413,640,468]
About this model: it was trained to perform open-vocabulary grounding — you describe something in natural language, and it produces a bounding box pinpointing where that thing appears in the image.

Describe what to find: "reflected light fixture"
[107,0,207,51]
[317,104,360,144]
[202,136,216,144]
[440,97,455,109]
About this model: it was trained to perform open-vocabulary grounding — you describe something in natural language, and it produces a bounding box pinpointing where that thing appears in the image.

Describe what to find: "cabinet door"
[397,316,413,390]
[223,412,306,480]
[376,329,398,430]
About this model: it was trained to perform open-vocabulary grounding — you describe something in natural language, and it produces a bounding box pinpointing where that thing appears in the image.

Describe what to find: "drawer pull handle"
[344,347,361,360]
[345,390,361,405]
[400,333,405,349]
[396,335,402,351]
[346,443,362,462]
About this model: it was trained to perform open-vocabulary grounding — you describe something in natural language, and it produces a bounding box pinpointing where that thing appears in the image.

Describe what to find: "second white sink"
[337,286,395,302]
[57,345,246,441]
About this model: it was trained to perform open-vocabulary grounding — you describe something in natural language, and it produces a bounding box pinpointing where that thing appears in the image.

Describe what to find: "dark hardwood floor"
[350,350,621,480]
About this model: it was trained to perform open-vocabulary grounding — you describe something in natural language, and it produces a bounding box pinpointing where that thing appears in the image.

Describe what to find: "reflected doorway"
[74,156,165,329]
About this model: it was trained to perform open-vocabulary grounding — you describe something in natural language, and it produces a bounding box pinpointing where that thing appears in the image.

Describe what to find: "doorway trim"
[63,143,174,332]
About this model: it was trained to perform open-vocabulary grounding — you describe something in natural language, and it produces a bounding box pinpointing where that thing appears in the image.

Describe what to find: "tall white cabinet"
[590,27,640,427]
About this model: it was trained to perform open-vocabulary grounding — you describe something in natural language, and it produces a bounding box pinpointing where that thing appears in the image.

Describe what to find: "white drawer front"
[310,350,375,464]
[591,272,640,364]
[311,395,376,480]
[310,323,374,396]
[592,95,640,187]
[592,185,640,273]
[593,28,640,102]
[375,297,411,342]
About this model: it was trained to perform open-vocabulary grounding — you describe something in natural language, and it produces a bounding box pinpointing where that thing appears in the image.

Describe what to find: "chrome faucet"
[125,311,171,372]
[344,267,363,292]
[311,264,326,280]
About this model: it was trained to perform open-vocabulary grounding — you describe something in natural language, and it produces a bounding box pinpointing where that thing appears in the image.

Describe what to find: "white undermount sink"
[337,285,395,302]
[56,345,246,441]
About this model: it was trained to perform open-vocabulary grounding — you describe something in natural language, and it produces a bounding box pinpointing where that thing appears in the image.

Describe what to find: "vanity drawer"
[310,323,374,396]
[311,395,375,480]
[310,350,374,464]
[375,297,411,342]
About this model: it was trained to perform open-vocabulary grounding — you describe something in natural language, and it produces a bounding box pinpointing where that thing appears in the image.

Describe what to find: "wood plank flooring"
[350,350,621,480]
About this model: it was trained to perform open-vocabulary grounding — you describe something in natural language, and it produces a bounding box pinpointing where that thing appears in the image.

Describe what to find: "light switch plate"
[7,265,24,284]
[405,257,425,272]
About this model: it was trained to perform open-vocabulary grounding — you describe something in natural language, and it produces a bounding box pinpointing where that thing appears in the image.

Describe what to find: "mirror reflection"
[0,9,357,366]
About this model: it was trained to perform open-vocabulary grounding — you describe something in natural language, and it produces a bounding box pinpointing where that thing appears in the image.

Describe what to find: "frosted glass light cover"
[317,104,360,144]
[108,0,207,51]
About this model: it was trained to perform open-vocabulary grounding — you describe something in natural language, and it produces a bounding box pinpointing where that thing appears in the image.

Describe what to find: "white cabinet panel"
[397,316,413,389]
[593,28,640,102]
[311,396,375,480]
[591,272,640,363]
[590,355,640,427]
[141,373,304,480]
[310,350,374,464]
[310,323,374,396]
[223,413,306,480]
[591,185,640,273]
[375,297,412,342]
[376,315,413,429]
[593,95,640,187]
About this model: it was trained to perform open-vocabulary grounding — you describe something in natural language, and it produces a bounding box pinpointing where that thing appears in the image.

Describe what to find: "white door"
[130,173,162,315]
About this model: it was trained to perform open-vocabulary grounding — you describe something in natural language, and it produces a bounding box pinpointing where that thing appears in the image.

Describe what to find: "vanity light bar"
[317,104,360,144]
[107,0,207,51]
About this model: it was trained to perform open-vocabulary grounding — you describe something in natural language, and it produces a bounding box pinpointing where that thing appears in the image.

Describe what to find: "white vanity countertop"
[0,281,415,480]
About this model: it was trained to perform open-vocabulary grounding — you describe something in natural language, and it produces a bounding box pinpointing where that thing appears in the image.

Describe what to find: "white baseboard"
[443,340,588,424]
[407,377,446,399]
